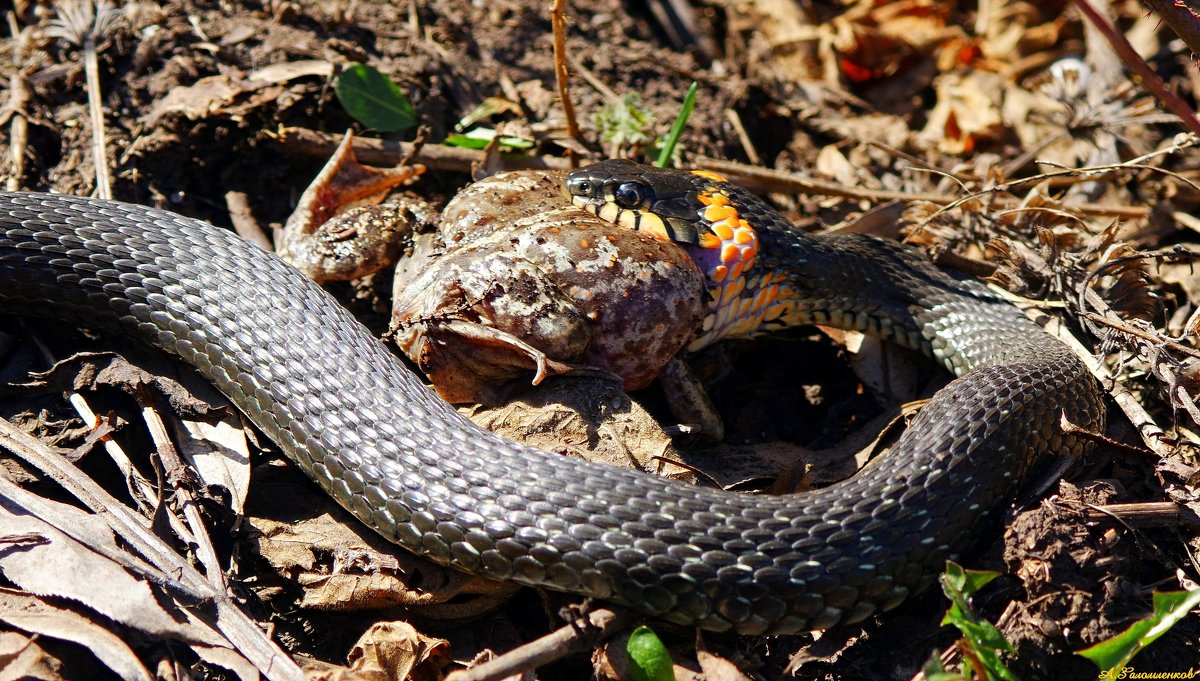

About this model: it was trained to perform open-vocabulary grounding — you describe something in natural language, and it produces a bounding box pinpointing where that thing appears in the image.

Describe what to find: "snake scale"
[0,162,1104,635]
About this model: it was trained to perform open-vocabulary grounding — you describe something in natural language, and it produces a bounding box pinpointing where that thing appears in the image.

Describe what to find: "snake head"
[564,160,709,245]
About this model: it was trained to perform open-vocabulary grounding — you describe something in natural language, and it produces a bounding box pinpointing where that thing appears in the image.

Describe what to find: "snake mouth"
[568,192,598,214]
[569,191,669,238]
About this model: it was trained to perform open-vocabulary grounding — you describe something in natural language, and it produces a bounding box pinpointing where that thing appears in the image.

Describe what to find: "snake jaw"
[569,190,680,243]
[567,162,780,349]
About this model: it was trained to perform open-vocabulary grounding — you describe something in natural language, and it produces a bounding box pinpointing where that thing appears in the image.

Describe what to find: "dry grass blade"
[46,0,123,199]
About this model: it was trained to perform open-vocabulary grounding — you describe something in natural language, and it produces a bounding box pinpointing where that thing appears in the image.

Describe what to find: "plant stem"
[83,32,111,199]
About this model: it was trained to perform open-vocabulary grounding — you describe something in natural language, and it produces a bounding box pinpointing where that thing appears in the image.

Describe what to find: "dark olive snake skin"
[0,174,1104,635]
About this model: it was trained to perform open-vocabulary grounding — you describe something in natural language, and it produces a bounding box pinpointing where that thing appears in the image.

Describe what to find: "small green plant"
[626,625,673,681]
[924,562,1019,681]
[1077,588,1200,675]
[595,93,656,154]
[334,63,418,132]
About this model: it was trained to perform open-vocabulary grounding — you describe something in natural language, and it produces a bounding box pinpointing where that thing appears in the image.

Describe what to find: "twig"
[82,31,111,198]
[1073,0,1200,136]
[1034,310,1176,458]
[724,109,760,165]
[281,129,1160,223]
[24,327,196,540]
[2,13,31,192]
[1087,501,1200,528]
[445,608,631,681]
[0,416,306,680]
[1078,310,1200,362]
[696,156,1153,219]
[1059,414,1160,456]
[915,137,1199,224]
[550,0,583,162]
[277,126,573,172]
[568,56,618,100]
[224,190,273,250]
[1140,0,1200,61]
[4,75,29,193]
[137,388,229,593]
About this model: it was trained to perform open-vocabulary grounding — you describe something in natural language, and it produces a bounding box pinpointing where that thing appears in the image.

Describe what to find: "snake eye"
[613,182,645,208]
[572,180,592,196]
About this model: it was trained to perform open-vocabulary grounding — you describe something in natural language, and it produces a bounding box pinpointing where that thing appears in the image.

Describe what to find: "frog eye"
[613,182,645,208]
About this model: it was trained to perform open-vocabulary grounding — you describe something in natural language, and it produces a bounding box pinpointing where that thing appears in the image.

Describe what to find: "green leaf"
[334,63,418,132]
[937,562,1019,681]
[1077,589,1200,674]
[655,81,698,168]
[443,128,534,150]
[626,626,674,681]
[943,561,1003,597]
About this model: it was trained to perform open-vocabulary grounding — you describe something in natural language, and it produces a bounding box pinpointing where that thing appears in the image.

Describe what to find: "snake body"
[0,171,1103,635]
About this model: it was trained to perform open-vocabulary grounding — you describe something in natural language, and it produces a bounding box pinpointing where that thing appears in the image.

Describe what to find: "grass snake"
[0,162,1104,635]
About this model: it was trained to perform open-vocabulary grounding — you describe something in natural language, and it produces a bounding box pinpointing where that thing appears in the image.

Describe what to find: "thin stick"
[138,389,229,593]
[3,13,30,192]
[224,190,273,250]
[1035,311,1175,458]
[551,0,583,161]
[1140,0,1200,64]
[1087,501,1200,528]
[83,31,111,199]
[1078,310,1200,362]
[46,0,121,199]
[696,156,1153,219]
[279,128,1159,221]
[446,609,631,681]
[278,126,574,171]
[1073,0,1200,136]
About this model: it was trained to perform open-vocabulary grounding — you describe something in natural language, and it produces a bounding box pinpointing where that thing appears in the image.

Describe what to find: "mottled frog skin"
[277,135,708,404]
[389,170,706,404]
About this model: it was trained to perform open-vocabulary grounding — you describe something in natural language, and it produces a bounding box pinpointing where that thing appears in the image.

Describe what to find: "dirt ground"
[1,0,1200,679]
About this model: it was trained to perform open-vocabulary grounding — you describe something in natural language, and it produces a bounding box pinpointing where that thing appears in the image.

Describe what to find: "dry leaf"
[248,59,334,84]
[247,484,516,617]
[0,629,64,681]
[0,588,151,681]
[346,621,450,681]
[0,483,257,680]
[918,71,1005,153]
[696,649,751,681]
[171,415,252,515]
[0,495,217,643]
[814,145,858,185]
[142,73,288,126]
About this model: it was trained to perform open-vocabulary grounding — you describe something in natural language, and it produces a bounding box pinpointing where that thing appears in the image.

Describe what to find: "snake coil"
[0,177,1103,635]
